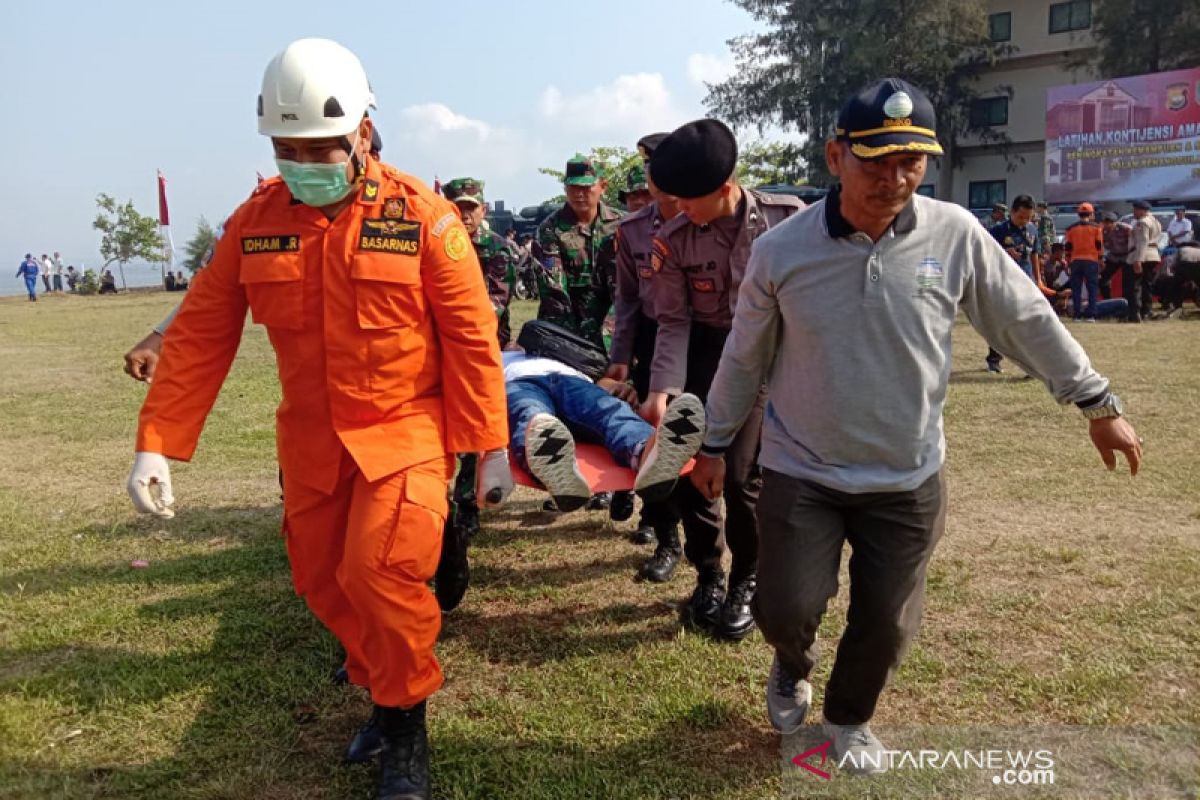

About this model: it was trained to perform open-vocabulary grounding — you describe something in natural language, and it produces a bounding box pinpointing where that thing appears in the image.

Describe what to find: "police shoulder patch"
[445,227,469,261]
[650,238,670,272]
[241,234,300,255]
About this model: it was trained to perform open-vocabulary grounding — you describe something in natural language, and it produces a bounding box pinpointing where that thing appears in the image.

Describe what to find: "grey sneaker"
[634,393,705,503]
[525,414,589,512]
[823,719,887,775]
[766,654,811,735]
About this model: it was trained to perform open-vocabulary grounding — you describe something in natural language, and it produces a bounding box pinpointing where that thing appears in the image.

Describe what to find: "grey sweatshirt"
[702,190,1109,493]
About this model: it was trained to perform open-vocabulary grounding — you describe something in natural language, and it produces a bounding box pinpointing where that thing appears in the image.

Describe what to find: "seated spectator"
[165,271,177,291]
[1162,241,1200,318]
[504,349,705,511]
[99,270,118,294]
[66,266,79,292]
[175,272,189,290]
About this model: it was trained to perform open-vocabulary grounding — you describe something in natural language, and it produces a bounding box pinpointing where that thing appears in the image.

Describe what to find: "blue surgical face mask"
[276,134,360,207]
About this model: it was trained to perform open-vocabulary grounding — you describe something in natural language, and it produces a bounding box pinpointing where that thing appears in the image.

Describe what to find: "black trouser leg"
[754,469,946,725]
[1099,260,1122,299]
[1139,263,1158,318]
[1122,263,1140,320]
[722,390,765,582]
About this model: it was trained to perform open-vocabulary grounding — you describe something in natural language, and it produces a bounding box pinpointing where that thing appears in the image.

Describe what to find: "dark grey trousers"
[753,468,946,725]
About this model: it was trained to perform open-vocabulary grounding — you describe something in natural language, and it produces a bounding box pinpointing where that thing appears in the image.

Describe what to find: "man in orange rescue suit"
[124,39,509,800]
[642,119,804,642]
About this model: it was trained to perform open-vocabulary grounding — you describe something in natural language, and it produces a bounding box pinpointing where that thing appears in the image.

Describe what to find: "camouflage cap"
[564,156,603,186]
[617,165,649,203]
[443,177,485,205]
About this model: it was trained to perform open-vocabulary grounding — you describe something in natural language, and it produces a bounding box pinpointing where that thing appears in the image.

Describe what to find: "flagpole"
[157,170,174,288]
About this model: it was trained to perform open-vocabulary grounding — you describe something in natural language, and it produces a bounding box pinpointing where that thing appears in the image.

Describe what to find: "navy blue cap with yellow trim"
[835,77,944,160]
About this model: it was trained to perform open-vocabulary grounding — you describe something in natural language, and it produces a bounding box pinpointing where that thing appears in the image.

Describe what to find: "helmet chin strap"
[338,130,365,183]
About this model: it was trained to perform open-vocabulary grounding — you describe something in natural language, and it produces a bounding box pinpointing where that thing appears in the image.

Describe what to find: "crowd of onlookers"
[984,200,1197,332]
[13,251,186,300]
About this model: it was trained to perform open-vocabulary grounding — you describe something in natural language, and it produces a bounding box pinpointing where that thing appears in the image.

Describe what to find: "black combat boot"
[344,706,383,764]
[638,526,681,583]
[680,570,726,632]
[377,702,431,800]
[718,574,757,641]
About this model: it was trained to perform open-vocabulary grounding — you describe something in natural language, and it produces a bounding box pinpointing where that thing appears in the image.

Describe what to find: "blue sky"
[1,0,762,286]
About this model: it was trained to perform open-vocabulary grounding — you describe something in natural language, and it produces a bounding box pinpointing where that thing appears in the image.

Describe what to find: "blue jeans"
[507,374,652,472]
[1068,259,1100,319]
[23,276,37,299]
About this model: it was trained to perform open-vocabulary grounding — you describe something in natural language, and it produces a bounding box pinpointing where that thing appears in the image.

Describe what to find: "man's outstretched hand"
[1089,417,1142,476]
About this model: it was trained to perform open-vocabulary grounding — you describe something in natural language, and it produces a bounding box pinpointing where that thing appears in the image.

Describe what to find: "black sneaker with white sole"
[525,414,590,512]
[634,393,706,503]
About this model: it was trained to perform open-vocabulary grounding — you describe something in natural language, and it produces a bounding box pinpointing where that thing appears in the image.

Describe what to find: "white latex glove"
[475,448,513,509]
[127,451,176,518]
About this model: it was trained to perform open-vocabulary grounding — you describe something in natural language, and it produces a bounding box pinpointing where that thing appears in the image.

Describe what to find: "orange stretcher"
[509,444,695,493]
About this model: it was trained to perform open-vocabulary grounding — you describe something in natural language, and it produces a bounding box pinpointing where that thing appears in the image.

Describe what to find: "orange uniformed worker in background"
[125,38,510,800]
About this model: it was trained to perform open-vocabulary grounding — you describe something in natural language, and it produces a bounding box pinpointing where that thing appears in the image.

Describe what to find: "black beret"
[649,119,738,199]
[370,126,382,156]
[1132,199,1152,210]
[1102,211,1119,222]
[636,132,669,159]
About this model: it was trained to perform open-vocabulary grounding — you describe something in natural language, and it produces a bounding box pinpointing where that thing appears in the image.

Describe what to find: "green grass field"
[0,291,1197,799]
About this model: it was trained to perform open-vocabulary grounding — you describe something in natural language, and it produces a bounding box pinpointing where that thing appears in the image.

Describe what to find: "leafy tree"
[736,140,808,187]
[92,194,163,290]
[539,146,643,210]
[706,0,1011,194]
[182,217,218,274]
[1083,0,1200,77]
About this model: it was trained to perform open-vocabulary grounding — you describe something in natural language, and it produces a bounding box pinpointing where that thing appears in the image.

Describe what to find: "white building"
[924,0,1097,210]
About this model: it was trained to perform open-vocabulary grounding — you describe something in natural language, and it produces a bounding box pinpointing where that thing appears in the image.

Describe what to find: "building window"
[916,184,936,198]
[1049,0,1091,33]
[969,180,1007,210]
[989,12,1012,42]
[970,96,1009,127]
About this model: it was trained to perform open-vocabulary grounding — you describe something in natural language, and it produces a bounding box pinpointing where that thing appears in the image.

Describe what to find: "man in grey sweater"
[690,78,1143,774]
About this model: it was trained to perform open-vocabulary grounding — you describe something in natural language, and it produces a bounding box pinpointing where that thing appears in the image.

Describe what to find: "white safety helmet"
[257,38,375,139]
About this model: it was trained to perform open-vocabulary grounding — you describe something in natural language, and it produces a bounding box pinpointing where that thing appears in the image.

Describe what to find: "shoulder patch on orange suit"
[445,227,469,261]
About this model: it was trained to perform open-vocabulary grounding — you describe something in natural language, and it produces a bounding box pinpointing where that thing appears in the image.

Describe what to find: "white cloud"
[538,73,684,135]
[687,52,735,86]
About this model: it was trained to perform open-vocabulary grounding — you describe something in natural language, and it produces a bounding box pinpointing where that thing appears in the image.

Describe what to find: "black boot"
[681,571,726,632]
[586,491,612,511]
[377,702,431,800]
[718,574,757,641]
[344,706,384,764]
[639,527,681,583]
[609,490,635,522]
[434,515,470,613]
[628,522,656,545]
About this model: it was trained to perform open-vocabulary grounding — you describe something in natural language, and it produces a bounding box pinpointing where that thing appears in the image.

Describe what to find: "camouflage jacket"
[1036,214,1056,254]
[473,227,520,347]
[531,202,623,346]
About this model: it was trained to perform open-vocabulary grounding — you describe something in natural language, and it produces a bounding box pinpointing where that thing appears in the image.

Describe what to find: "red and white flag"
[157,171,170,226]
[156,170,175,271]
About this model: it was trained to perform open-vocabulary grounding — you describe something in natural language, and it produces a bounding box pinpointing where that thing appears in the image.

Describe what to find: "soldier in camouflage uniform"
[1036,200,1056,259]
[436,177,521,612]
[443,177,519,347]
[533,156,623,347]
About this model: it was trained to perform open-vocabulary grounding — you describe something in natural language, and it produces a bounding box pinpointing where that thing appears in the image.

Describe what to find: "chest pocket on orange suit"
[241,254,304,330]
[350,254,425,330]
[687,271,726,316]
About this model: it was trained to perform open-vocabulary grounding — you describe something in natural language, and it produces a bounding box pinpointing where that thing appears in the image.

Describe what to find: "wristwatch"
[1080,393,1123,420]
